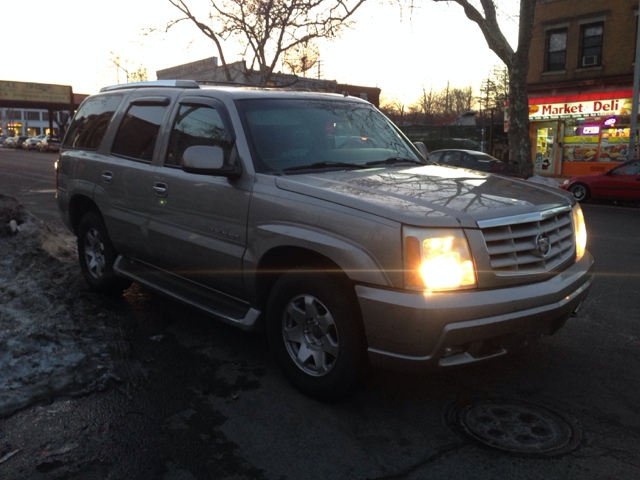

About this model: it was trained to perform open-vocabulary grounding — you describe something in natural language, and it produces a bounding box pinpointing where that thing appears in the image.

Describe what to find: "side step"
[113,256,262,331]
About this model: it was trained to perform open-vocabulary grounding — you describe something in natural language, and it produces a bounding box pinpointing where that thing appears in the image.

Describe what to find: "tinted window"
[165,105,230,167]
[236,99,422,173]
[63,95,122,150]
[442,151,462,166]
[469,153,497,161]
[429,151,443,163]
[111,104,167,161]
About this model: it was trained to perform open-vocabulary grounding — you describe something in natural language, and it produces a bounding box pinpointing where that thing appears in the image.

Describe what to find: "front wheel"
[266,271,366,401]
[569,183,590,202]
[77,212,130,294]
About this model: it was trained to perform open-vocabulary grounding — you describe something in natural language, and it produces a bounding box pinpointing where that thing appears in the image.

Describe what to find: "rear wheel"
[77,212,130,294]
[266,271,365,401]
[569,183,590,202]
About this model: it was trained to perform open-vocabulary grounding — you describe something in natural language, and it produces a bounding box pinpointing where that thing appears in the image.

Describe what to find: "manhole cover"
[447,398,581,457]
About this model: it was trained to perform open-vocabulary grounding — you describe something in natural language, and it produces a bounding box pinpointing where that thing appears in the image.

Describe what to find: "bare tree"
[433,0,536,177]
[478,63,509,116]
[163,0,366,85]
[451,85,474,114]
[109,53,149,84]
[411,84,437,124]
[380,93,408,125]
[282,39,320,76]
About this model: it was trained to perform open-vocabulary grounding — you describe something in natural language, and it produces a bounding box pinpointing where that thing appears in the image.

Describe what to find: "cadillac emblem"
[534,232,551,258]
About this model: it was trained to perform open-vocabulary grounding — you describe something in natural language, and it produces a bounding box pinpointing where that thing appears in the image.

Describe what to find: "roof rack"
[99,80,200,93]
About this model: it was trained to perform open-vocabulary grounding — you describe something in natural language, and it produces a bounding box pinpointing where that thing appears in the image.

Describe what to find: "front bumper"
[356,251,595,370]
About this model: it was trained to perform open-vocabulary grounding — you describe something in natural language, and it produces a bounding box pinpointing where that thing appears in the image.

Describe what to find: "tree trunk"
[507,62,533,178]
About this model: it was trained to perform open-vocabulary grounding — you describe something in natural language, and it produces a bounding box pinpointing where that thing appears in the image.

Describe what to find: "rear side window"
[63,95,123,150]
[111,104,168,162]
[165,105,230,167]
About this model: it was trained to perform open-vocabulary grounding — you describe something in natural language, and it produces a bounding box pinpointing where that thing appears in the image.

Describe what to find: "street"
[1,147,639,479]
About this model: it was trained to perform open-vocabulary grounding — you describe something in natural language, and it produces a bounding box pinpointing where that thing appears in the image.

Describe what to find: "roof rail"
[99,80,200,93]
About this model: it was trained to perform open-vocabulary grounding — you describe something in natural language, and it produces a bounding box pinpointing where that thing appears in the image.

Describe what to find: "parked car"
[560,159,640,202]
[2,136,16,148]
[22,134,46,150]
[13,136,28,149]
[429,149,518,175]
[37,134,61,152]
[4,136,27,149]
[56,80,594,400]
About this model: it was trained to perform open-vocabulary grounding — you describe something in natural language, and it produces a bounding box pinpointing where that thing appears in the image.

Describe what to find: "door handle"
[153,182,168,197]
[101,171,114,184]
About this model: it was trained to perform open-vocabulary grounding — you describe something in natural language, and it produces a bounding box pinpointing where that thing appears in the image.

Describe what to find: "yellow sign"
[0,80,71,104]
[563,136,599,144]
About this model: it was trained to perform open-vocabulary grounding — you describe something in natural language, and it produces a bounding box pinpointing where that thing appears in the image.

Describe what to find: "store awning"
[529,90,633,105]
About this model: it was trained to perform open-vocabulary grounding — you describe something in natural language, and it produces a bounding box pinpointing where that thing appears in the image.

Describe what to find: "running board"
[113,256,262,332]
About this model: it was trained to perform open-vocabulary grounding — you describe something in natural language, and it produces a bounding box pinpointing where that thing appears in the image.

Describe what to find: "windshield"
[236,98,424,173]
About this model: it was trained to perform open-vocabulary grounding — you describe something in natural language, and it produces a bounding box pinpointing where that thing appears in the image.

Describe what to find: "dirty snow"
[0,195,123,418]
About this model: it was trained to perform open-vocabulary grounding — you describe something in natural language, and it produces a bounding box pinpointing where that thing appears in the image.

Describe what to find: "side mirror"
[182,145,241,179]
[413,141,429,160]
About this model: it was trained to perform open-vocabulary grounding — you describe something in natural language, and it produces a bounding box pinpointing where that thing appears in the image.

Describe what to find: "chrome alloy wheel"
[570,184,587,201]
[84,228,107,279]
[282,294,339,376]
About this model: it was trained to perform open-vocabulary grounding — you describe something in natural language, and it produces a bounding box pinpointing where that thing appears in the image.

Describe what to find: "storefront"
[528,90,637,176]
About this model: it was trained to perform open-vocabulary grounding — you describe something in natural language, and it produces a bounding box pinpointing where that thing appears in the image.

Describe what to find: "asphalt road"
[1,147,639,479]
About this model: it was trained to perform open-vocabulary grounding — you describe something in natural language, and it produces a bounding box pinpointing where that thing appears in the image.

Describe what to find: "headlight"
[563,179,569,185]
[403,227,476,291]
[572,203,587,261]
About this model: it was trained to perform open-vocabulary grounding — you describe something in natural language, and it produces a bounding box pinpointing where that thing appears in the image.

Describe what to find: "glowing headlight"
[403,227,476,291]
[572,203,587,261]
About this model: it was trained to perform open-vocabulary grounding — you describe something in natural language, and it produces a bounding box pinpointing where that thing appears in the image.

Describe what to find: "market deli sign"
[528,98,635,119]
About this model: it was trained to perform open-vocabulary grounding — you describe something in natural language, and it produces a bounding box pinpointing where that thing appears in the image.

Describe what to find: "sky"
[1,0,519,105]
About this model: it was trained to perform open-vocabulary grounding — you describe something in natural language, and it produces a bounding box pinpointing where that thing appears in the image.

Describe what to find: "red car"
[559,159,640,202]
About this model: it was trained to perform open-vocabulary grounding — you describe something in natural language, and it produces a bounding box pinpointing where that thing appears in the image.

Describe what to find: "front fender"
[244,223,393,288]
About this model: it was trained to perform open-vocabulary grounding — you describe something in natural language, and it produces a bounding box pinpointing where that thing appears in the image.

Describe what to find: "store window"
[562,116,639,163]
[562,118,600,162]
[599,116,638,161]
[42,112,49,122]
[26,111,40,121]
[545,29,567,72]
[7,110,22,120]
[580,22,604,67]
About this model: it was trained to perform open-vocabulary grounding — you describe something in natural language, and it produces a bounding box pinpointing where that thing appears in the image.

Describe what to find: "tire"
[266,271,366,401]
[77,212,131,294]
[569,183,590,202]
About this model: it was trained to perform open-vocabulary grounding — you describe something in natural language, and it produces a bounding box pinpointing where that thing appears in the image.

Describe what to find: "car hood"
[275,165,573,228]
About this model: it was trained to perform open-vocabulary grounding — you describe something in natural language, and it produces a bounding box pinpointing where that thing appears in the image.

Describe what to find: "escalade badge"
[534,232,551,258]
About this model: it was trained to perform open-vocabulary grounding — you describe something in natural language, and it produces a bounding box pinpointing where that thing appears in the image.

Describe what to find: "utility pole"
[628,0,640,160]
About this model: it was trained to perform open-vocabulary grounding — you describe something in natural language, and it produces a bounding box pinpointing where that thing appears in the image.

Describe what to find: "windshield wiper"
[282,161,366,172]
[365,157,425,166]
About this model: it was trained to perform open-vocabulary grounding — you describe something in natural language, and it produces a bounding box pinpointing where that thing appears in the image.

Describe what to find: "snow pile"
[527,174,561,187]
[0,195,123,418]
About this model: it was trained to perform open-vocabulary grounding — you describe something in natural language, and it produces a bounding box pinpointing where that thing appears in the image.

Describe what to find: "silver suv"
[56,80,594,400]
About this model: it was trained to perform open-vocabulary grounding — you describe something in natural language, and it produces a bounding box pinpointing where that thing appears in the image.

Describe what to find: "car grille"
[478,207,575,275]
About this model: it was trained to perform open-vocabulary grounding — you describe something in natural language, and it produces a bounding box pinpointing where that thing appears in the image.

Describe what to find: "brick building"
[526,0,638,176]
[157,57,380,107]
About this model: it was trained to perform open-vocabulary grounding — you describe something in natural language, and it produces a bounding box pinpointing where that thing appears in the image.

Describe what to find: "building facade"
[156,57,381,107]
[0,108,59,137]
[527,0,638,176]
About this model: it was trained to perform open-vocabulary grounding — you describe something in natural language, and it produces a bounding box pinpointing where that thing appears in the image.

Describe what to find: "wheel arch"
[253,245,369,347]
[68,194,102,234]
